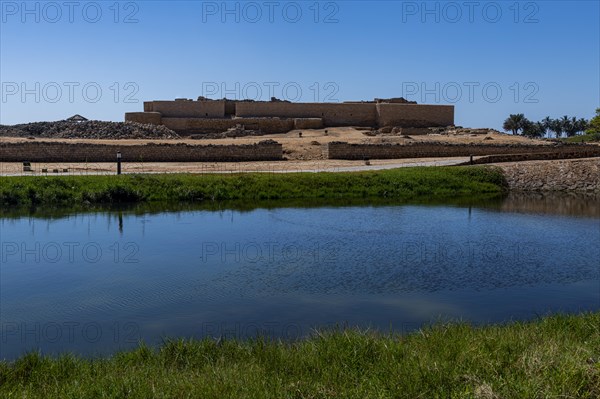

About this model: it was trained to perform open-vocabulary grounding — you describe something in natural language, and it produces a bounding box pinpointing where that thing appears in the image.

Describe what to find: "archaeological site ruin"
[125,97,455,134]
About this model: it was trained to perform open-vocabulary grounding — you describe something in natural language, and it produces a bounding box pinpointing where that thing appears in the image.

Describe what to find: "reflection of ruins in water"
[2,192,598,227]
[496,192,600,218]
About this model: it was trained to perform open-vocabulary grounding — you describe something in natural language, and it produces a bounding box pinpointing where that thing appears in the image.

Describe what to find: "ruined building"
[125,98,454,134]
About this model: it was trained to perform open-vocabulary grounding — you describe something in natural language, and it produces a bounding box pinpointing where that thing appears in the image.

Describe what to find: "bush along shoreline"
[0,166,507,207]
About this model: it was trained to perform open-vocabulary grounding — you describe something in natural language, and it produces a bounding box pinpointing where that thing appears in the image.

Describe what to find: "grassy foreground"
[0,313,598,398]
[0,166,506,207]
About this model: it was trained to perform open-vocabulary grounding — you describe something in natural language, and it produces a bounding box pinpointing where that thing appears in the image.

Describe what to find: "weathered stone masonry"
[325,142,600,160]
[497,158,600,192]
[0,140,283,162]
[125,98,454,134]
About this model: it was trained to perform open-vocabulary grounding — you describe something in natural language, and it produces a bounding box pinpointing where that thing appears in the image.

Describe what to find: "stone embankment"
[495,158,600,192]
[325,141,600,160]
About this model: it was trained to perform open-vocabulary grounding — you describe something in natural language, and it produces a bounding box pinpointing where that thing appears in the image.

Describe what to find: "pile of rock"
[190,124,266,139]
[363,126,502,136]
[429,126,502,135]
[0,120,180,139]
[374,97,417,104]
[363,126,431,136]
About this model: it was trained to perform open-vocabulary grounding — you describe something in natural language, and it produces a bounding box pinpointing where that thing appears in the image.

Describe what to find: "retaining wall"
[0,141,283,162]
[235,102,377,126]
[294,118,324,129]
[457,150,600,165]
[325,142,600,160]
[124,112,162,125]
[498,158,600,192]
[162,117,295,134]
[376,104,454,127]
[145,100,225,118]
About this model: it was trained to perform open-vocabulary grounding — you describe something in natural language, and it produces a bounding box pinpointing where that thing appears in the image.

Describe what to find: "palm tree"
[547,118,563,138]
[576,118,589,134]
[564,117,580,137]
[503,114,526,135]
[559,116,572,137]
[535,121,547,138]
[541,116,553,138]
[521,120,543,138]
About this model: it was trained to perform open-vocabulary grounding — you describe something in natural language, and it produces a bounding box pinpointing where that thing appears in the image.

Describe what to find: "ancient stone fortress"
[125,97,455,134]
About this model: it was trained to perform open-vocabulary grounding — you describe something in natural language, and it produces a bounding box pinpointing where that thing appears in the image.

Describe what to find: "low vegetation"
[0,166,506,207]
[1,312,598,398]
[564,132,600,143]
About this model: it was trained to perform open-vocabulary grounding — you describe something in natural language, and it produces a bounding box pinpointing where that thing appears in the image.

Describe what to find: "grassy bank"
[1,313,598,398]
[0,166,506,207]
[563,133,600,143]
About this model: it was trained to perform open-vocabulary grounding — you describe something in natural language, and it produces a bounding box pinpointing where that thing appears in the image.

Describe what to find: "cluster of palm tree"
[503,114,589,138]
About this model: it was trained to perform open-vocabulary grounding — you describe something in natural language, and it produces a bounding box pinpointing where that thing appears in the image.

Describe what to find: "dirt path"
[0,157,473,176]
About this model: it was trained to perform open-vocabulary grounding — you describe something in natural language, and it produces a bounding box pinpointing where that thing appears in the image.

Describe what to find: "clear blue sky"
[1,0,598,130]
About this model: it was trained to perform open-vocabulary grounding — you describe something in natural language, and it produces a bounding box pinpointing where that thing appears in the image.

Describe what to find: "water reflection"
[496,192,600,218]
[1,191,599,221]
[0,192,598,359]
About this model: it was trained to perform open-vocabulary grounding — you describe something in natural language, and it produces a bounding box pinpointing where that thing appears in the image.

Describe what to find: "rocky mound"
[429,126,503,135]
[0,120,180,139]
[363,126,502,136]
[189,125,268,140]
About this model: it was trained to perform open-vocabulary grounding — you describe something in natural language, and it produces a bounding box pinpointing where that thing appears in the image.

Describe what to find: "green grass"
[0,312,598,398]
[563,133,600,143]
[0,166,506,207]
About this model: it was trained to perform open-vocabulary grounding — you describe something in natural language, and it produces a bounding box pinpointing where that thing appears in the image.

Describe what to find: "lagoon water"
[1,194,599,359]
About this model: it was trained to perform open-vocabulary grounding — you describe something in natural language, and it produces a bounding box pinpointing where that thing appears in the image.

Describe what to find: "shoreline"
[1,158,599,207]
[0,166,505,207]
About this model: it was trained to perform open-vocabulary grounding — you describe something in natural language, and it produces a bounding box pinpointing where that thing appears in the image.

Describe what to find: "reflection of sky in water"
[1,200,599,359]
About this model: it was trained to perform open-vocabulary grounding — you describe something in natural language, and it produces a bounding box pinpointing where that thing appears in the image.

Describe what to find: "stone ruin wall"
[126,112,163,125]
[125,99,455,134]
[160,117,297,134]
[376,104,454,127]
[325,142,600,160]
[234,102,378,126]
[146,100,226,118]
[0,140,283,162]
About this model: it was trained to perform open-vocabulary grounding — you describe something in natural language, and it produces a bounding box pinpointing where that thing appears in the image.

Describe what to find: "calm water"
[1,194,599,359]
